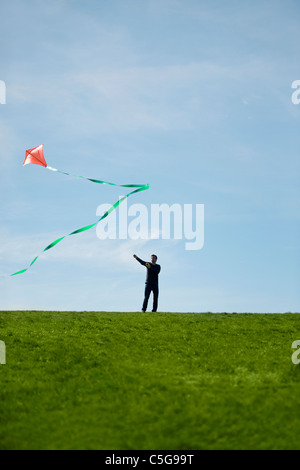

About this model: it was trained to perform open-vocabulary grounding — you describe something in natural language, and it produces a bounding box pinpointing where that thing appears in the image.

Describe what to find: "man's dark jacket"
[135,256,161,286]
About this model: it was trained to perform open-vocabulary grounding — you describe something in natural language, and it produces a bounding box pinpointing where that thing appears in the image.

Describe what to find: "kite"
[23,145,47,167]
[11,145,150,276]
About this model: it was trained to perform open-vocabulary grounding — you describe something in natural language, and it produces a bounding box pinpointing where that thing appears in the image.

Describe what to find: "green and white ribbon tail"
[11,145,150,276]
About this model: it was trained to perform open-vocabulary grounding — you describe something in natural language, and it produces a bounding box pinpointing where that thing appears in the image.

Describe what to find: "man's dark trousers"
[143,283,159,312]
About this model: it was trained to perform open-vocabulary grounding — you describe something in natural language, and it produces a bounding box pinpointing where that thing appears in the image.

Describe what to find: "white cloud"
[0,224,181,277]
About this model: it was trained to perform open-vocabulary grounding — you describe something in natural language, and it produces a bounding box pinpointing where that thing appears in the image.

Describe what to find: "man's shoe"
[141,309,146,312]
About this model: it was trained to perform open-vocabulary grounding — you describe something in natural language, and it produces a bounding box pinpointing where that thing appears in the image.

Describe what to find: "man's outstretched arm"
[133,254,150,268]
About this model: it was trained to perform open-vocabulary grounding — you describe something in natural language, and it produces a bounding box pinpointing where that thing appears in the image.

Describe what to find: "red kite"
[23,144,47,167]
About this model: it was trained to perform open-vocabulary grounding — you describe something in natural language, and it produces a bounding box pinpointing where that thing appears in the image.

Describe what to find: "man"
[133,254,161,312]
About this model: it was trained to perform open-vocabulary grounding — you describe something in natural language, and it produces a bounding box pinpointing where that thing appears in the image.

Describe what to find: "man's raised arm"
[133,254,148,267]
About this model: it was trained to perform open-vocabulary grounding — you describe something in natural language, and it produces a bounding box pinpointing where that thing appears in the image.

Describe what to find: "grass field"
[0,311,299,450]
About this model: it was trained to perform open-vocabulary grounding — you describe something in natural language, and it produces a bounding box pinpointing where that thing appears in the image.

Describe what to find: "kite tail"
[11,184,150,276]
[46,166,145,188]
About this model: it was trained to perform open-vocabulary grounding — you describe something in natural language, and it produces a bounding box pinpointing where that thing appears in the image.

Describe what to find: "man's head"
[151,254,158,264]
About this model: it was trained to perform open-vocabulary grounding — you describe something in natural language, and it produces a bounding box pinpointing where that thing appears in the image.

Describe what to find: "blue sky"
[0,0,299,312]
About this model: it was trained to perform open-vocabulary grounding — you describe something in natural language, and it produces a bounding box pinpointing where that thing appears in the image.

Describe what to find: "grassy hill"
[0,311,299,450]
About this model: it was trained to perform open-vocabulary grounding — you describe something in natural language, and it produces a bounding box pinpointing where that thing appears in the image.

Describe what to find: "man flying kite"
[133,254,161,312]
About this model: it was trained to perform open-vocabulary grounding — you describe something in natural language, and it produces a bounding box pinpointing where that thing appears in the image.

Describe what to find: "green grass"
[0,311,300,450]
